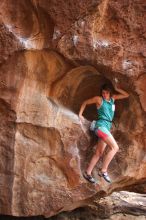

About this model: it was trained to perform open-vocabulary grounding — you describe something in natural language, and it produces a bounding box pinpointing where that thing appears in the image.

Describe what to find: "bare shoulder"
[96,96,102,101]
[92,96,102,102]
[94,96,102,106]
[85,96,102,105]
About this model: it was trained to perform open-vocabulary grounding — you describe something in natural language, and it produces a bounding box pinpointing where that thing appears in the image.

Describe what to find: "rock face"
[50,191,146,220]
[0,0,146,218]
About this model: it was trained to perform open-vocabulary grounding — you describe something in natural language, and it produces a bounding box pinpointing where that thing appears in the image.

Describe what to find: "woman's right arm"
[79,96,101,120]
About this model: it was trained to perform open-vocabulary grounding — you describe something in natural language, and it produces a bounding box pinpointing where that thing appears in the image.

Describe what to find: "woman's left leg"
[97,134,119,183]
[86,139,107,175]
[101,134,119,173]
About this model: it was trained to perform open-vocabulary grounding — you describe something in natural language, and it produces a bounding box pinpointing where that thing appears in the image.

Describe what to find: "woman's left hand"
[79,115,85,123]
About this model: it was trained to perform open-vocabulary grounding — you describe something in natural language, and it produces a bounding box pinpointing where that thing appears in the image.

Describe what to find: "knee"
[114,145,119,152]
[95,149,104,157]
[110,144,119,152]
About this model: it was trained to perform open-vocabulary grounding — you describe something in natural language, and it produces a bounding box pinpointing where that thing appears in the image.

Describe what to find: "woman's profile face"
[102,89,110,100]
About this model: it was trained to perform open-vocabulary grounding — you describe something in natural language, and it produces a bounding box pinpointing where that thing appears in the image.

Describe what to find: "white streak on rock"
[18,37,34,49]
[5,24,13,32]
[93,39,109,48]
[53,28,61,40]
[34,174,51,184]
[122,60,132,70]
[73,35,78,46]
[81,21,85,27]
[114,77,119,83]
[5,24,35,49]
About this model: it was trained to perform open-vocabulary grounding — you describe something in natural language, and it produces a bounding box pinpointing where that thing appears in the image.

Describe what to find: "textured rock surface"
[50,191,146,220]
[0,0,146,218]
[1,192,146,219]
[53,214,146,220]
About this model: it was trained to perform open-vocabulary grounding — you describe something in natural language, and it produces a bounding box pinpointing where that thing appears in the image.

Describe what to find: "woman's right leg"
[86,139,107,175]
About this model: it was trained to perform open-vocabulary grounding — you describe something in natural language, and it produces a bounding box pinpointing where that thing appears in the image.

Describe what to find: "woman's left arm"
[112,86,129,100]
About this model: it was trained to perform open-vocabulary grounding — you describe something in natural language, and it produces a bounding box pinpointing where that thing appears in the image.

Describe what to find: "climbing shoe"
[83,171,96,184]
[98,170,111,183]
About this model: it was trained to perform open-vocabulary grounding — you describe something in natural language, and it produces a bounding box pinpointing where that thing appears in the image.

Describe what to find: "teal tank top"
[95,97,115,131]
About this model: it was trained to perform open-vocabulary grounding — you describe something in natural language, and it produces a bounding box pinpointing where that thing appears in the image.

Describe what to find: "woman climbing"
[79,83,129,184]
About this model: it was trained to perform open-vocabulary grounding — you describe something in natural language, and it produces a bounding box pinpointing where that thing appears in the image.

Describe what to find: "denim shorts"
[95,126,112,140]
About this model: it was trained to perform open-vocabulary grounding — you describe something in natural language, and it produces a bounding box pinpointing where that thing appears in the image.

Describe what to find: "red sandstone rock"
[135,74,146,112]
[0,0,146,218]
